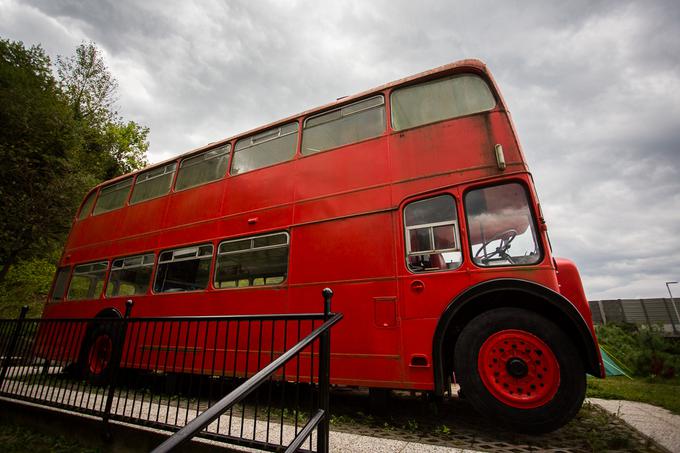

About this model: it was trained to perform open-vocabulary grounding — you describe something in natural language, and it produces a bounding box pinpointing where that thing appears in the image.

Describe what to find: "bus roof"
[91,58,494,191]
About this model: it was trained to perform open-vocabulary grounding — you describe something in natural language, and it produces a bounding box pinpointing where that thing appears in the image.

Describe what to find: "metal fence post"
[0,305,29,390]
[103,300,134,426]
[317,288,333,453]
[663,298,679,335]
[639,299,652,330]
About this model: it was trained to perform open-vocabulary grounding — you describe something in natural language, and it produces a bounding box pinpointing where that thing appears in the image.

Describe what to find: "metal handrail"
[8,313,327,323]
[151,311,343,453]
[285,409,326,453]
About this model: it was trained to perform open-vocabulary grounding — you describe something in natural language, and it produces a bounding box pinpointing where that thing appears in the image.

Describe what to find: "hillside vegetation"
[0,38,149,317]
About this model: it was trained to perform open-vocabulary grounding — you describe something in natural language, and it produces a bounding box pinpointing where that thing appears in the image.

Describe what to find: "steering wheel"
[474,229,518,264]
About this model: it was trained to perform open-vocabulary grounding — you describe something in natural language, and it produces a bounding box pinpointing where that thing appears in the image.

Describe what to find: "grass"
[0,419,98,453]
[576,402,641,452]
[587,375,680,415]
[0,257,55,318]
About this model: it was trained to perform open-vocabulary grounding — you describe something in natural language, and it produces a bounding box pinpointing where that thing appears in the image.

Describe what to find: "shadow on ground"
[327,388,665,453]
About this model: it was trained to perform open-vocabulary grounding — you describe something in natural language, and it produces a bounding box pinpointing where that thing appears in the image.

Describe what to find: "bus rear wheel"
[454,307,585,433]
[80,323,116,384]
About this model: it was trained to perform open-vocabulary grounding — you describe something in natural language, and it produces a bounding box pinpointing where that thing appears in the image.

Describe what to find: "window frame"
[49,266,72,303]
[153,243,214,294]
[66,260,109,301]
[214,231,290,290]
[301,95,386,155]
[105,252,156,298]
[405,219,461,256]
[174,145,231,192]
[231,122,299,175]
[390,73,497,132]
[463,181,544,269]
[129,163,178,205]
[403,194,463,274]
[77,190,98,221]
[92,177,133,216]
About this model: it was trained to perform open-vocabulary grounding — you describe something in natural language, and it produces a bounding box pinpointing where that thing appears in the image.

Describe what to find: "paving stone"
[590,398,680,453]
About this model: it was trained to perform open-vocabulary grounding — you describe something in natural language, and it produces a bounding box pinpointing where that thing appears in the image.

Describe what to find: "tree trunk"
[0,251,18,284]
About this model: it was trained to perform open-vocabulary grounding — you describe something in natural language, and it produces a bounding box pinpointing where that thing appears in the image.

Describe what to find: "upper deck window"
[465,183,541,267]
[106,253,155,297]
[391,74,496,131]
[130,163,177,204]
[67,261,108,300]
[175,145,230,191]
[154,244,213,293]
[301,96,385,155]
[77,191,97,220]
[93,178,133,215]
[232,123,298,175]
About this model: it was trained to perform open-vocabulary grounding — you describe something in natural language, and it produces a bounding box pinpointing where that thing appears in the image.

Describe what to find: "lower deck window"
[50,267,71,301]
[67,261,108,300]
[215,233,289,288]
[404,195,462,272]
[106,253,155,297]
[154,244,213,293]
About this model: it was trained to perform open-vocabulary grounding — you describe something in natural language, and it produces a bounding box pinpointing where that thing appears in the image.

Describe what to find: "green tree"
[57,42,148,179]
[57,41,118,126]
[0,39,149,288]
[0,39,80,282]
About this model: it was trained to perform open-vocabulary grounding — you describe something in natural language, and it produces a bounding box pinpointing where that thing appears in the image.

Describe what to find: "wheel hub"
[505,358,528,378]
[477,329,560,409]
[88,335,112,375]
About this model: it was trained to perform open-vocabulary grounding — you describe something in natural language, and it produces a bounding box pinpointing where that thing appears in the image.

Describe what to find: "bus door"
[398,191,471,377]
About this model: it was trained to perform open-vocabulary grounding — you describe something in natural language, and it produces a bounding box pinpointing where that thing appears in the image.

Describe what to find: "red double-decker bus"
[43,59,603,432]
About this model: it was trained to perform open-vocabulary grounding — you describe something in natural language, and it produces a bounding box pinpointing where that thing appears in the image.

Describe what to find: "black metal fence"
[0,289,342,453]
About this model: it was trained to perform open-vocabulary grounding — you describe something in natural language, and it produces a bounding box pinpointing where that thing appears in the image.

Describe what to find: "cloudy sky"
[2,0,679,300]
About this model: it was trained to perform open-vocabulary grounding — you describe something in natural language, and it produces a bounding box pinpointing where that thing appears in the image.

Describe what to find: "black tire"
[80,322,117,384]
[454,307,585,434]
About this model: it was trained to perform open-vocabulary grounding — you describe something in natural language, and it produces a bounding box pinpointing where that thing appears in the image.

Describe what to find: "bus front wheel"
[454,307,585,434]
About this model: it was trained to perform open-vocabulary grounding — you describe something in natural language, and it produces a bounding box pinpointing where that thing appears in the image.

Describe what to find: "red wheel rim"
[88,335,112,375]
[477,329,560,409]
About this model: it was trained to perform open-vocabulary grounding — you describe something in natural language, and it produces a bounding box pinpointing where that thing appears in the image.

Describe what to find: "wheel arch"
[432,278,603,395]
[71,307,123,378]
[79,308,122,355]
[94,307,123,319]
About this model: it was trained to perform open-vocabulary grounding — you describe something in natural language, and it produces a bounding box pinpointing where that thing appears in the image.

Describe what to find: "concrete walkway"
[2,368,671,453]
[328,431,483,453]
[590,398,680,453]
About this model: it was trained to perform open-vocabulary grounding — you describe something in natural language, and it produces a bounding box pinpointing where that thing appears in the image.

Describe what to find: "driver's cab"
[403,181,541,274]
[464,182,541,267]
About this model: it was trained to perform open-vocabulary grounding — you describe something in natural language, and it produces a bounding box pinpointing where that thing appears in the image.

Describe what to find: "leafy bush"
[596,323,680,378]
[0,257,54,318]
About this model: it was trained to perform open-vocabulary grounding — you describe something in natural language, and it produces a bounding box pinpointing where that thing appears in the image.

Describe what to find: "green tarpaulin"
[600,346,632,378]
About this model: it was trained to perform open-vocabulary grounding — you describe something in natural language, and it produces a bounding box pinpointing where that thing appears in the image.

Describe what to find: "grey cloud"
[2,0,679,299]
